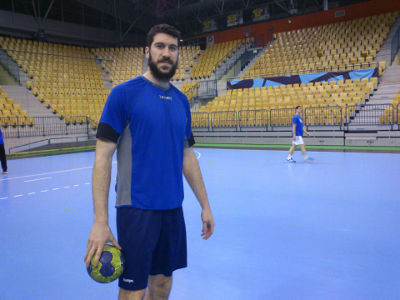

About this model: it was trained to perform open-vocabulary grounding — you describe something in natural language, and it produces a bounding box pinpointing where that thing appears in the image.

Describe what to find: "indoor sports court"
[1,0,400,299]
[1,148,399,299]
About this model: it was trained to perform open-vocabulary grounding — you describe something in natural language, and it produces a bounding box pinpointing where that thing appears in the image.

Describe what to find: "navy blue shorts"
[117,206,187,291]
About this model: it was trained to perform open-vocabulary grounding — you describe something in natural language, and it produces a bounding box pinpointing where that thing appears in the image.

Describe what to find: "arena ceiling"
[1,0,369,43]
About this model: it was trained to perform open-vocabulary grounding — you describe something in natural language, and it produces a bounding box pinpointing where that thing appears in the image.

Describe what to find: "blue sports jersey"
[97,76,194,210]
[0,128,4,144]
[292,114,303,136]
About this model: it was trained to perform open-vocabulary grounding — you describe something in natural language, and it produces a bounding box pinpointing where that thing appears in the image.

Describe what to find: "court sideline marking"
[0,182,91,200]
[0,161,117,182]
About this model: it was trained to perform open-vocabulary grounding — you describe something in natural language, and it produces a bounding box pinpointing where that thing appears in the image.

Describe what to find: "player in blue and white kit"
[287,106,313,163]
[85,24,214,300]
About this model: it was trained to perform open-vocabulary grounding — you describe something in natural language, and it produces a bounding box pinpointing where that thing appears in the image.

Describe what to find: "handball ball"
[87,244,125,283]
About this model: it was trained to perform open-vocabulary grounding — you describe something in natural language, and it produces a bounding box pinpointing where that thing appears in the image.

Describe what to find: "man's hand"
[201,208,215,240]
[84,222,121,268]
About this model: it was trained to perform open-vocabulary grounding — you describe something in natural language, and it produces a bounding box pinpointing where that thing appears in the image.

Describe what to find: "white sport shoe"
[287,157,296,163]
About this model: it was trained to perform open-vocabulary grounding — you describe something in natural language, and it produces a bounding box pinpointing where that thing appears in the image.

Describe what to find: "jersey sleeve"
[96,85,128,143]
[292,115,298,125]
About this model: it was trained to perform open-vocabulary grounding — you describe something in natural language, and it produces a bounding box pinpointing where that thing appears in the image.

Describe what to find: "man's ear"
[145,46,150,59]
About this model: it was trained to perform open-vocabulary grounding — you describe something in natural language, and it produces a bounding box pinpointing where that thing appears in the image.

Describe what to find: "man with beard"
[85,24,214,300]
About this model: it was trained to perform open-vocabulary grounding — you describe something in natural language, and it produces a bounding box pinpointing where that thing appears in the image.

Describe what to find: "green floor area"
[7,143,400,159]
[195,143,400,152]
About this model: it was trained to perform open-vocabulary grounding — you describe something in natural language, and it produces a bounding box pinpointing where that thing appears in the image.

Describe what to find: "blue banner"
[227,68,379,90]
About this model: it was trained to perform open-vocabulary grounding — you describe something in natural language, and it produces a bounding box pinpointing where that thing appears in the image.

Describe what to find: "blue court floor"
[0,149,399,300]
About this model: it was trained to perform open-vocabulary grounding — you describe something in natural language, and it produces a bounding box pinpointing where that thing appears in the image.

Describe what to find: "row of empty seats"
[92,47,143,87]
[0,36,110,127]
[380,90,400,124]
[0,87,34,127]
[190,40,244,79]
[180,82,200,101]
[172,46,201,81]
[193,78,377,127]
[243,12,397,79]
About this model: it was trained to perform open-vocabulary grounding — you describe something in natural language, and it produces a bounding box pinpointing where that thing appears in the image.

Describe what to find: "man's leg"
[287,143,296,162]
[300,144,307,156]
[119,288,146,300]
[288,144,295,156]
[0,144,7,172]
[300,144,313,161]
[145,274,173,300]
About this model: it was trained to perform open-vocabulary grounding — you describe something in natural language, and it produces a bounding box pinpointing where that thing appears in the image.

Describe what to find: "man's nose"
[161,47,171,57]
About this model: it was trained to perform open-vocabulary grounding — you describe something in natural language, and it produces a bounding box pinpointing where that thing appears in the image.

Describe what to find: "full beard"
[148,53,178,81]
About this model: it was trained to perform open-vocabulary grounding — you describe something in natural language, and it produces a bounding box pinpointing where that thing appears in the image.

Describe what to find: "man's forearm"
[92,154,113,224]
[91,139,117,223]
[183,151,210,210]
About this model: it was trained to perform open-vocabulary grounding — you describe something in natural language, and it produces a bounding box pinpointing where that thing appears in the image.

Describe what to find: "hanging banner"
[252,7,269,22]
[227,11,243,27]
[202,19,217,32]
[227,68,379,89]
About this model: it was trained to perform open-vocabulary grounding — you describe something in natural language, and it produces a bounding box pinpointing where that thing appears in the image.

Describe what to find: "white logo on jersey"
[159,95,172,100]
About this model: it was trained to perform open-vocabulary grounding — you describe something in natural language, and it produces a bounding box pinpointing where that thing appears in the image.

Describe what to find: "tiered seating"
[380,90,400,124]
[190,40,244,79]
[0,36,108,128]
[172,46,201,81]
[243,12,397,79]
[93,47,143,87]
[193,78,377,127]
[0,87,34,127]
[180,82,199,101]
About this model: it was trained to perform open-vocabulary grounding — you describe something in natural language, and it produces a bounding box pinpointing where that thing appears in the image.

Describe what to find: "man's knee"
[119,288,146,300]
[148,274,172,296]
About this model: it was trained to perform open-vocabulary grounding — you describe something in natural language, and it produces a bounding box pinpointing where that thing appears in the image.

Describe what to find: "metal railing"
[192,105,399,130]
[210,111,237,128]
[191,112,210,129]
[345,104,395,126]
[270,108,296,127]
[398,104,400,125]
[198,80,218,99]
[238,109,268,128]
[305,106,343,127]
[0,115,91,138]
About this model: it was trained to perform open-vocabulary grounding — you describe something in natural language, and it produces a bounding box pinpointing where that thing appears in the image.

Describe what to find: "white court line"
[84,182,90,185]
[194,150,201,159]
[28,192,35,195]
[40,190,49,193]
[64,186,71,189]
[24,177,52,183]
[52,188,60,191]
[73,184,79,187]
[0,197,8,200]
[14,195,23,198]
[0,161,117,182]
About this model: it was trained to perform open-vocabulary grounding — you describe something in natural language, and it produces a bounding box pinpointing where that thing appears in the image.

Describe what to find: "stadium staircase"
[236,44,271,79]
[0,64,18,86]
[349,16,400,130]
[0,85,60,116]
[376,15,400,67]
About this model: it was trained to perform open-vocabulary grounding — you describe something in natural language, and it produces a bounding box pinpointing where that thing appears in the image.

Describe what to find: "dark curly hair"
[146,24,181,47]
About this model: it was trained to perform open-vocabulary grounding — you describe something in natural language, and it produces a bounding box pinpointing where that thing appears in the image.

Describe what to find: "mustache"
[158,58,173,64]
